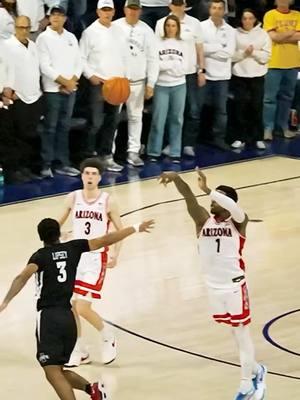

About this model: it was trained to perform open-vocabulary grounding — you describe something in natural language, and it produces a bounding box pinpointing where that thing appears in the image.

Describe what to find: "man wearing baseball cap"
[113,0,158,167]
[80,0,126,173]
[36,3,82,177]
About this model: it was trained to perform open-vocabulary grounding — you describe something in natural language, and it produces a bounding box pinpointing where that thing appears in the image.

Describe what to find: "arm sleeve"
[252,32,272,64]
[296,12,300,31]
[263,11,276,32]
[155,20,163,38]
[203,42,223,55]
[232,49,245,63]
[79,31,96,79]
[36,36,60,81]
[210,190,245,223]
[71,239,90,254]
[145,30,159,88]
[4,54,15,88]
[195,21,203,44]
[28,252,43,272]
[209,28,236,61]
[73,38,83,78]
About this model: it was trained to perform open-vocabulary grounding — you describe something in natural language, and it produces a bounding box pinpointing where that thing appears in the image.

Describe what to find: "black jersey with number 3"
[28,239,90,311]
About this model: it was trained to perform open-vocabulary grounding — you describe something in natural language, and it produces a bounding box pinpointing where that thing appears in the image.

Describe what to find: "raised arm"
[58,192,74,227]
[159,172,209,233]
[0,263,38,312]
[106,196,123,268]
[88,220,154,251]
[196,170,248,233]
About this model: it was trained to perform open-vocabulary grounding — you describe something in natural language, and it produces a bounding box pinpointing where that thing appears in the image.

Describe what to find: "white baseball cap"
[97,0,114,8]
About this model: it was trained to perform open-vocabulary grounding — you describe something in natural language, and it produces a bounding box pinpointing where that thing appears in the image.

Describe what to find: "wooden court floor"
[1,156,300,399]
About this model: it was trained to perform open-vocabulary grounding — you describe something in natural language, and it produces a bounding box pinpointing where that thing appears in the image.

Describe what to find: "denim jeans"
[183,73,206,147]
[88,85,120,156]
[42,92,76,167]
[205,80,229,141]
[59,0,87,36]
[263,68,298,131]
[59,0,87,17]
[140,6,169,30]
[293,79,300,128]
[147,83,186,157]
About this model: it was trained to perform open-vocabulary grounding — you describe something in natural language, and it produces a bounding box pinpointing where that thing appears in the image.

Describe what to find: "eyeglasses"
[15,26,31,30]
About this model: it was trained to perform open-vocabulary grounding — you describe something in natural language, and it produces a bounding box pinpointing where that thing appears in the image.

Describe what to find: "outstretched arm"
[58,192,74,227]
[88,220,155,251]
[159,172,209,232]
[107,196,123,268]
[0,263,38,312]
[197,170,247,228]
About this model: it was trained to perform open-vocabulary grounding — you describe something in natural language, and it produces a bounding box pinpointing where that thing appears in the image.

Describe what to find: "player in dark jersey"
[0,217,154,400]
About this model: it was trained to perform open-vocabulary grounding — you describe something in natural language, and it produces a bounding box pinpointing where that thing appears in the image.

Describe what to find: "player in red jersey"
[59,158,122,366]
[159,169,267,400]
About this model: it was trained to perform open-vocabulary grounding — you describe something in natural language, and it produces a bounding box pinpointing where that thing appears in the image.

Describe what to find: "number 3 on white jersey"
[56,261,67,283]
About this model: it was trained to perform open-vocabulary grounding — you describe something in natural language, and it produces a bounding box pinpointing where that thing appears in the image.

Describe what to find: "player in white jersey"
[159,169,267,400]
[59,158,123,367]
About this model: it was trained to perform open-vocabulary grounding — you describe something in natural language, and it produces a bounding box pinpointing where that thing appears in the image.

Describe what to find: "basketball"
[102,77,130,106]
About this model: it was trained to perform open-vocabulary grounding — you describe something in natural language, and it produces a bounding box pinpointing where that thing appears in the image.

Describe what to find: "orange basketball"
[102,77,130,106]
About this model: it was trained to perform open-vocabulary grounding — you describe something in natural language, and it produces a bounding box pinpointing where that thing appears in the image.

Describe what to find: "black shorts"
[36,307,77,367]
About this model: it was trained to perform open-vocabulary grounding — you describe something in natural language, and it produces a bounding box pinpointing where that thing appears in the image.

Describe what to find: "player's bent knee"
[43,365,63,382]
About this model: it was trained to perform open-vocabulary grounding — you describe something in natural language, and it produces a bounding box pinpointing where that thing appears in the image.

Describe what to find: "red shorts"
[73,251,107,299]
[207,282,251,327]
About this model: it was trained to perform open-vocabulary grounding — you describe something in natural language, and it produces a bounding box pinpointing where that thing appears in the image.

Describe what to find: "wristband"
[133,223,140,232]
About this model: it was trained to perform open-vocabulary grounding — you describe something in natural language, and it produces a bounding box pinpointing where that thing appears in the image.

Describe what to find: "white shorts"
[72,292,95,303]
[73,251,107,299]
[207,282,251,327]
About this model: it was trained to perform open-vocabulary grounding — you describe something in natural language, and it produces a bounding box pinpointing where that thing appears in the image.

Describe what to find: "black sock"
[85,384,92,395]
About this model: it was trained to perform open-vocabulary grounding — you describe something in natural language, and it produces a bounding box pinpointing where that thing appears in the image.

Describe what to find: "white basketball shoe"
[252,364,267,400]
[102,337,117,365]
[65,343,91,368]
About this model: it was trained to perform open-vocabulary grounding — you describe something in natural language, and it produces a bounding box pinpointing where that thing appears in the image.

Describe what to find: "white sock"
[239,378,253,394]
[232,325,258,388]
[101,324,115,342]
[77,337,88,354]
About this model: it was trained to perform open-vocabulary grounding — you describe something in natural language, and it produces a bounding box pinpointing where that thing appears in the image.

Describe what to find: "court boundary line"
[263,309,300,357]
[104,319,300,381]
[111,173,300,382]
[120,174,300,217]
[3,158,300,382]
[0,154,278,208]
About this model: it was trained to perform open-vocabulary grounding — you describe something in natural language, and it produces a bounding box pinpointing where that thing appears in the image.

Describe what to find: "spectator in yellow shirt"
[263,0,300,140]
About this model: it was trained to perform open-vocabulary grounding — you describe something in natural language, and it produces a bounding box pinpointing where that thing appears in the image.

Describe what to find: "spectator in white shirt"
[0,1,15,39]
[113,0,159,167]
[80,0,127,172]
[36,5,82,178]
[4,15,43,179]
[147,15,187,162]
[231,9,271,150]
[200,0,235,149]
[156,0,206,157]
[16,0,49,40]
[0,47,26,184]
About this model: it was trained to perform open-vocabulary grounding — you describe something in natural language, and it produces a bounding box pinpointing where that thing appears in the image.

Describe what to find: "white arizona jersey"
[198,216,246,289]
[72,190,110,247]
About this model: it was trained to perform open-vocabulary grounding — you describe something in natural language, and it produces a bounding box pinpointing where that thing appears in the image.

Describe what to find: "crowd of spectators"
[0,0,299,183]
